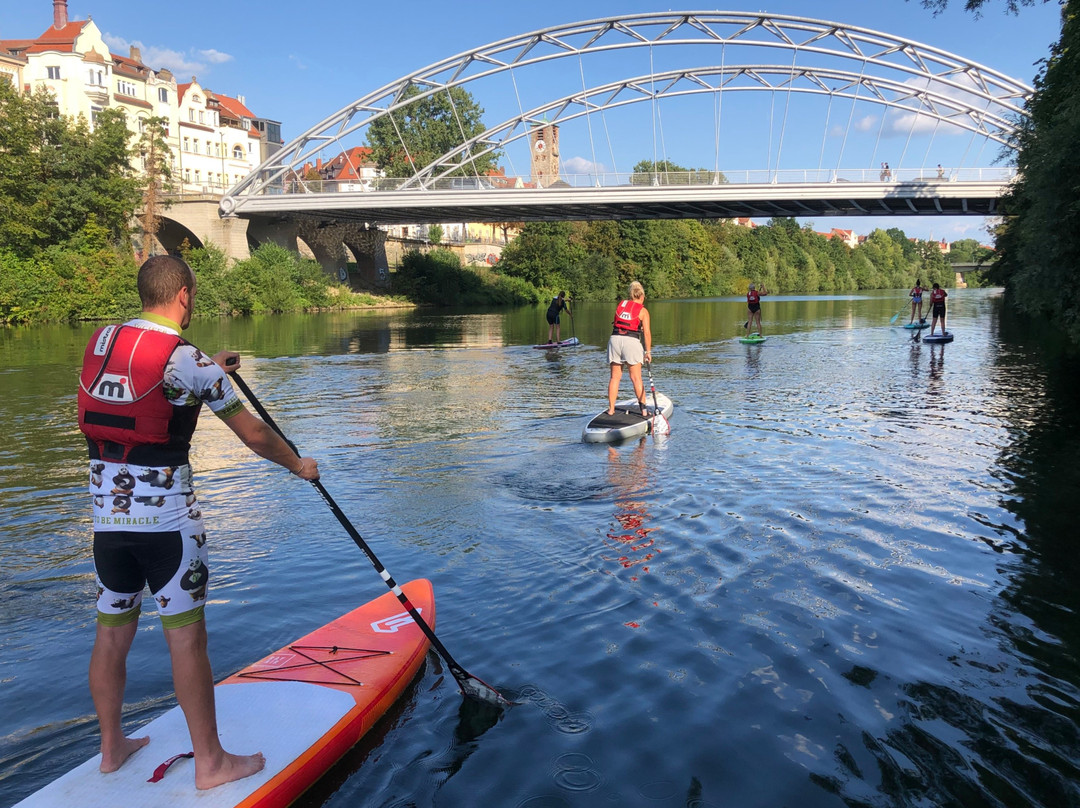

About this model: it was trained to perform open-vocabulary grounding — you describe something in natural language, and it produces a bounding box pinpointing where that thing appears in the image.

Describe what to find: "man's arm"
[223,408,320,480]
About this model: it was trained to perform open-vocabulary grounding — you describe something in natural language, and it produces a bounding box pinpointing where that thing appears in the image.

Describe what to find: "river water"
[2,289,1079,807]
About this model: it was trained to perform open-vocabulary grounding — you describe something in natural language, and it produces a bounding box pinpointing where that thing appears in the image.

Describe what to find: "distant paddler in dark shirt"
[545,291,571,344]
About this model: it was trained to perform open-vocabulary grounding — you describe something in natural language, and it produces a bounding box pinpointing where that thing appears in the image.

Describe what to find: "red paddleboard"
[14,580,434,808]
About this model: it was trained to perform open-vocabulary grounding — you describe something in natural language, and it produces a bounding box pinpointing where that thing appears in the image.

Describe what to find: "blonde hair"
[628,281,645,300]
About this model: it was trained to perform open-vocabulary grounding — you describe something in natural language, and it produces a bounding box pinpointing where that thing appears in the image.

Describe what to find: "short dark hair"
[932,282,940,288]
[137,255,195,308]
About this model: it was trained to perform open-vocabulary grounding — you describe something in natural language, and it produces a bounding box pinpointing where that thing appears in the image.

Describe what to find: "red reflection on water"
[602,443,659,582]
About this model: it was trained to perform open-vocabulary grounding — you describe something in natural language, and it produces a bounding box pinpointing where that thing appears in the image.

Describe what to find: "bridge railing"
[254,167,1017,196]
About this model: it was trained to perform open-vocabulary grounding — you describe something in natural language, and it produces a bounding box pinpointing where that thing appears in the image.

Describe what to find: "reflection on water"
[3,290,1080,808]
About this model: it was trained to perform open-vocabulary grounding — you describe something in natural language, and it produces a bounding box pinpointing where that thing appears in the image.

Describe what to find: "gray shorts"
[608,334,644,366]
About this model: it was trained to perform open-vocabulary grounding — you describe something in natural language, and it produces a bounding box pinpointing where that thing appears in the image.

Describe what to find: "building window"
[183,136,190,151]
[158,87,168,103]
[47,66,61,80]
[198,110,204,124]
[188,109,195,122]
[233,145,243,159]
[194,170,200,182]
[205,141,211,156]
[118,80,137,96]
[184,169,191,182]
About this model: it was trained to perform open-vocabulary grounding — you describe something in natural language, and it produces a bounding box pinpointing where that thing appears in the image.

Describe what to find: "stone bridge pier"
[157,200,391,290]
[293,220,390,288]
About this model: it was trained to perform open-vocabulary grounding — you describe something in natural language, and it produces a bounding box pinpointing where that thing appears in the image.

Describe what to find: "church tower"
[529,124,559,188]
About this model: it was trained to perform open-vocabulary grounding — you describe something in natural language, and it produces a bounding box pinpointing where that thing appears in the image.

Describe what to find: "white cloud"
[103,33,232,78]
[853,115,878,133]
[199,49,233,65]
[562,156,608,175]
[288,54,308,71]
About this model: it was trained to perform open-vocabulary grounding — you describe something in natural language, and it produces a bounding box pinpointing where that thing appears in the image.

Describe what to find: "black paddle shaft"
[226,364,505,705]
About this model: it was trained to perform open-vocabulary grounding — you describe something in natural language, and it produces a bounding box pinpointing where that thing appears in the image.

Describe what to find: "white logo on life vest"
[94,372,133,402]
[371,608,421,633]
[94,325,118,356]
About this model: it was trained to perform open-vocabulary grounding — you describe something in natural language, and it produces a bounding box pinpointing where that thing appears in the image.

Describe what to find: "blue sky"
[3,0,1063,243]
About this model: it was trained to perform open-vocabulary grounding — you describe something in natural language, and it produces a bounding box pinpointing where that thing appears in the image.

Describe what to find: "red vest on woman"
[930,288,947,304]
[78,324,201,465]
[612,299,643,335]
[747,289,761,304]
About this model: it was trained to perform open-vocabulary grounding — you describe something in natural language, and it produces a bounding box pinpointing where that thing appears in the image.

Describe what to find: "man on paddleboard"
[545,291,571,344]
[606,281,652,416]
[77,256,320,789]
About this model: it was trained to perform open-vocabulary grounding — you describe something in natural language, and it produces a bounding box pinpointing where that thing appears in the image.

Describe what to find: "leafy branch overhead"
[364,84,500,180]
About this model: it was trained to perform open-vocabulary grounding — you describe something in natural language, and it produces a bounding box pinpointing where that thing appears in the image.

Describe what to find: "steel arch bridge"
[219,11,1032,224]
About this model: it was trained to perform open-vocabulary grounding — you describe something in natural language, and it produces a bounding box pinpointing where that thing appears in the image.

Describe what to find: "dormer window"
[47,66,61,80]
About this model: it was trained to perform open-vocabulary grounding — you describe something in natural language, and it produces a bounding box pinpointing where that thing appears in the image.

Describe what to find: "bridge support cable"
[897,80,932,171]
[713,42,726,178]
[773,45,800,184]
[577,54,601,186]
[818,90,835,178]
[920,114,942,172]
[835,61,867,176]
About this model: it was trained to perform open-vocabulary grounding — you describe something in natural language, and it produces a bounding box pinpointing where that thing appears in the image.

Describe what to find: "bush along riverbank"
[0,240,409,326]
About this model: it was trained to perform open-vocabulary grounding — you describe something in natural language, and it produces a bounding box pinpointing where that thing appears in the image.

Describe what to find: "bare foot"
[196,751,266,790]
[100,735,150,773]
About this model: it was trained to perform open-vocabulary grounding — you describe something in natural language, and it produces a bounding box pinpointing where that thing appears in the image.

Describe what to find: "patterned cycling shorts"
[92,495,209,629]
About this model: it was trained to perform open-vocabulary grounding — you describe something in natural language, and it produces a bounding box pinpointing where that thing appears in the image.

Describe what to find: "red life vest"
[78,324,200,465]
[612,299,643,335]
[930,288,947,304]
[747,289,761,304]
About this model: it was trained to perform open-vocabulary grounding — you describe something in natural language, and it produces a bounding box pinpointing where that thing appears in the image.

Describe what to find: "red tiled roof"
[25,20,87,54]
[216,94,255,120]
[0,39,36,55]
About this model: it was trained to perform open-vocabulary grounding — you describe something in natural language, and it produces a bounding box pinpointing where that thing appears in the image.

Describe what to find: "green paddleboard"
[739,335,767,344]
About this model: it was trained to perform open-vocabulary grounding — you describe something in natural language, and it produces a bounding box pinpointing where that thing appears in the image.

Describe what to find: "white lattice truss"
[220,11,1032,215]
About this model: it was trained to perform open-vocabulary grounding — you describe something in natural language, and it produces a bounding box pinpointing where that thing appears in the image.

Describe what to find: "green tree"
[365,84,500,179]
[427,223,444,244]
[137,116,174,257]
[0,81,140,256]
[630,159,726,186]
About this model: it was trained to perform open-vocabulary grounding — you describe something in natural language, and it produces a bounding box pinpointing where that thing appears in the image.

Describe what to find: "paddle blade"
[890,312,901,323]
[457,670,514,706]
[652,413,671,436]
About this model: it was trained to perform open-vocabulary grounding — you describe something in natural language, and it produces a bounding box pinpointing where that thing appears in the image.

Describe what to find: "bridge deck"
[222,180,1006,225]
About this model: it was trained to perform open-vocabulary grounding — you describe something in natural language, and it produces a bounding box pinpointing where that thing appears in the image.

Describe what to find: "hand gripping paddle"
[646,359,671,436]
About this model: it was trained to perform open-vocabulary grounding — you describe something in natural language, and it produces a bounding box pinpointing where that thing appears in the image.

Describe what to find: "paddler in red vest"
[928,282,948,336]
[606,281,653,416]
[78,255,320,789]
[746,282,768,337]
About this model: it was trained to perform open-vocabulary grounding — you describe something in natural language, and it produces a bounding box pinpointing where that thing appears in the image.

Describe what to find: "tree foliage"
[0,80,141,256]
[630,159,727,186]
[991,0,1079,340]
[496,217,954,300]
[365,84,500,179]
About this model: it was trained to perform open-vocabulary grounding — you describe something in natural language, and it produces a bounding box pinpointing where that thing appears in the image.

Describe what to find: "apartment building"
[0,0,278,194]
